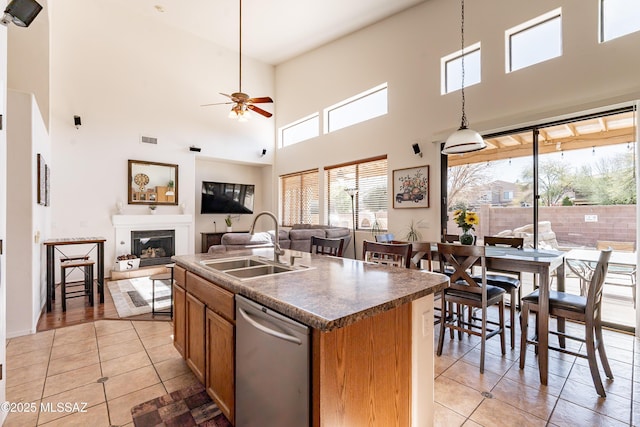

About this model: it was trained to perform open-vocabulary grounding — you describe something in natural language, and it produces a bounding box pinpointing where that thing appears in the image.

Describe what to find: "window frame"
[441,42,481,95]
[280,169,320,227]
[279,113,320,148]
[325,155,388,231]
[599,0,640,42]
[505,8,563,73]
[323,83,388,134]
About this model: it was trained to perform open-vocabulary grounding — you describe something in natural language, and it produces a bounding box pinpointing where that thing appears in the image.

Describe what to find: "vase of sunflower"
[453,208,479,245]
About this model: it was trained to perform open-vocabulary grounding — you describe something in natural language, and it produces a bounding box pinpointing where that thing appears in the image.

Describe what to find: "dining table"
[417,242,566,386]
[43,236,106,312]
[484,246,566,385]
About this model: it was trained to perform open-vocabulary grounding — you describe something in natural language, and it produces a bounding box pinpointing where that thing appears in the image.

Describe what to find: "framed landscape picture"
[392,165,430,208]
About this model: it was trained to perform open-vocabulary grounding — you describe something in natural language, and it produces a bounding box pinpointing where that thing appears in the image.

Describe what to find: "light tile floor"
[3,320,197,426]
[3,315,639,426]
[434,311,639,426]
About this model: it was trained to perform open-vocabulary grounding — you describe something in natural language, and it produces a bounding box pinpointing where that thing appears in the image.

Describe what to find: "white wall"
[43,1,275,267]
[6,91,50,337]
[0,0,8,419]
[7,0,49,129]
[274,0,640,245]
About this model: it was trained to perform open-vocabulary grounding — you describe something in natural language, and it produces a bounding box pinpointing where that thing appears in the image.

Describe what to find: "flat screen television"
[201,181,255,214]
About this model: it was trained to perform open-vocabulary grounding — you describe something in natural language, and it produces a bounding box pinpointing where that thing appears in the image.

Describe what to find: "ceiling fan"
[201,0,273,121]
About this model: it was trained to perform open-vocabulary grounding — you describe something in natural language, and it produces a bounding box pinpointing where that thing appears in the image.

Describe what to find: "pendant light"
[442,0,486,155]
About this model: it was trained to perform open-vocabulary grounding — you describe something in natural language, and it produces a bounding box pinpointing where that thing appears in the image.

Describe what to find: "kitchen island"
[172,247,448,426]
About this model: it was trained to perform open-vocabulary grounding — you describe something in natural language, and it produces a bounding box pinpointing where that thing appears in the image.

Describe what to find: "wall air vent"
[140,135,158,145]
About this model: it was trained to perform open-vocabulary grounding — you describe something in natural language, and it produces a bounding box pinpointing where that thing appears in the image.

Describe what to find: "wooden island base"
[313,297,434,427]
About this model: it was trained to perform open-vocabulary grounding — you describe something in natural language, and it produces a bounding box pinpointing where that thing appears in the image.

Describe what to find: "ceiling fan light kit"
[442,0,486,155]
[201,0,273,120]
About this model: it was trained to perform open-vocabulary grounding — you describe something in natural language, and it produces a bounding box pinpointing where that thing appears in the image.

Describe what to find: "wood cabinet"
[174,270,236,423]
[173,266,187,357]
[173,284,186,357]
[206,309,235,424]
[185,292,206,383]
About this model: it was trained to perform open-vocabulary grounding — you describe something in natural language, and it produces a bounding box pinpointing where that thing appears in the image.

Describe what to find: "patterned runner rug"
[131,382,232,426]
[107,277,171,318]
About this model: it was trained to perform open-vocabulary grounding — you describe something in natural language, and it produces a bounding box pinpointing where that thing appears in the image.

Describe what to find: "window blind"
[325,156,388,230]
[280,169,319,226]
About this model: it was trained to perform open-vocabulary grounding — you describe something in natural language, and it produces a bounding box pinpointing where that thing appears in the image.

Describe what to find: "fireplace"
[132,230,175,267]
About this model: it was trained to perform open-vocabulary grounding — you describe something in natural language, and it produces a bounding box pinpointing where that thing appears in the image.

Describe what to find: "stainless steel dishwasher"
[235,295,310,427]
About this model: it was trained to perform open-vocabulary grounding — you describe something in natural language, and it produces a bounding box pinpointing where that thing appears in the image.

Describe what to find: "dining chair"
[362,240,411,269]
[436,243,506,373]
[310,235,344,257]
[596,240,636,308]
[476,236,523,348]
[519,248,613,397]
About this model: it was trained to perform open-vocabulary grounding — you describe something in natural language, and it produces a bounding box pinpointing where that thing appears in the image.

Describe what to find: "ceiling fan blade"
[219,93,233,99]
[248,105,273,118]
[201,101,234,107]
[247,96,273,104]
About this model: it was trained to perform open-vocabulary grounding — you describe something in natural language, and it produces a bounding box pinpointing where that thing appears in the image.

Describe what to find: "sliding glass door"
[442,106,637,330]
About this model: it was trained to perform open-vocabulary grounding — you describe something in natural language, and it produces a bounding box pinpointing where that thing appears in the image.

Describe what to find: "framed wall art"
[392,165,430,208]
[45,164,50,207]
[37,153,46,205]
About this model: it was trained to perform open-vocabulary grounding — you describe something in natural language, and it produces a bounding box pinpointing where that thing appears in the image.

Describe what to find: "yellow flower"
[465,211,479,226]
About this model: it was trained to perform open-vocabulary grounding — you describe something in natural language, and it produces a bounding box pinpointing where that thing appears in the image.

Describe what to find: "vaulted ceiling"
[102,0,427,65]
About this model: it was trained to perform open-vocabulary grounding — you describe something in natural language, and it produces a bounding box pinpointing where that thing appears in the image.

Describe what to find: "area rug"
[107,276,171,318]
[131,382,232,427]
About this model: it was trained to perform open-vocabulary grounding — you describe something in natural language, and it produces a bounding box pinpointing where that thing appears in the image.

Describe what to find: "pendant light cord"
[460,0,467,129]
[239,0,242,93]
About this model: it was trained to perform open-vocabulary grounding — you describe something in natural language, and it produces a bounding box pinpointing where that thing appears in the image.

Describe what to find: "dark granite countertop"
[172,248,449,331]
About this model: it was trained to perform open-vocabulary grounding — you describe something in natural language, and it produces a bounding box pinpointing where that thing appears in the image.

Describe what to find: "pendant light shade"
[442,0,486,156]
[442,126,486,154]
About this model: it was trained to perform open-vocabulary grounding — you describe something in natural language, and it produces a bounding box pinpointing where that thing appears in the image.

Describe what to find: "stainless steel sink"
[201,256,311,281]
[202,257,268,271]
[224,264,294,279]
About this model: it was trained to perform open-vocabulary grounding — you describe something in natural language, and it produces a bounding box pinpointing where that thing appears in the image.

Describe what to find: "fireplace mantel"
[112,214,193,259]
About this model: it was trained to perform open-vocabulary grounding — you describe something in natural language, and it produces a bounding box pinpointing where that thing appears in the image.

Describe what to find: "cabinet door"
[186,293,206,383]
[173,284,186,357]
[206,308,235,424]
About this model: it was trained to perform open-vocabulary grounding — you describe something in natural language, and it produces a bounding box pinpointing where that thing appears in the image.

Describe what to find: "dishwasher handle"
[238,307,303,345]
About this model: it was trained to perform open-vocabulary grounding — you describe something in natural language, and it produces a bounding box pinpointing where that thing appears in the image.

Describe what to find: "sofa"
[207,224,352,254]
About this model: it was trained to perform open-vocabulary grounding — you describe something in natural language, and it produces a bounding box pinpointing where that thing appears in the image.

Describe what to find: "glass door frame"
[440,104,638,333]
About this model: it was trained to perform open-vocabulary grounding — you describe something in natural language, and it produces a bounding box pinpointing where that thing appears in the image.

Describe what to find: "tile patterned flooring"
[3,315,639,426]
[3,320,198,426]
[434,315,639,426]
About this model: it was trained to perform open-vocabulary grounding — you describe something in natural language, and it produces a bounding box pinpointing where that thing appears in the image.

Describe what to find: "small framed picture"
[37,154,46,205]
[392,165,430,208]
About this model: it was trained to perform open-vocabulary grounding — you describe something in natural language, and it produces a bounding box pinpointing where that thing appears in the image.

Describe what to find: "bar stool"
[150,264,174,316]
[60,259,95,311]
[52,255,89,302]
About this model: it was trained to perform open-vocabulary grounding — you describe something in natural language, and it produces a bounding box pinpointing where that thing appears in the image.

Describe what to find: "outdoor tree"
[521,159,573,206]
[447,163,491,210]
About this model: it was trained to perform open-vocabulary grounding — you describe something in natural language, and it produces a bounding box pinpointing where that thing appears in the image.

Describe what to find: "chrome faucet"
[250,211,285,263]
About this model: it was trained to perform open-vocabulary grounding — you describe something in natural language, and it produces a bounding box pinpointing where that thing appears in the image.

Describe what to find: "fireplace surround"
[112,214,193,270]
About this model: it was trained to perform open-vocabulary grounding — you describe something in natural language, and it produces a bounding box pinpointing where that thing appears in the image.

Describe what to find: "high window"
[279,113,320,148]
[325,156,388,231]
[600,0,640,42]
[506,8,562,73]
[441,42,481,95]
[324,83,388,134]
[280,169,319,226]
